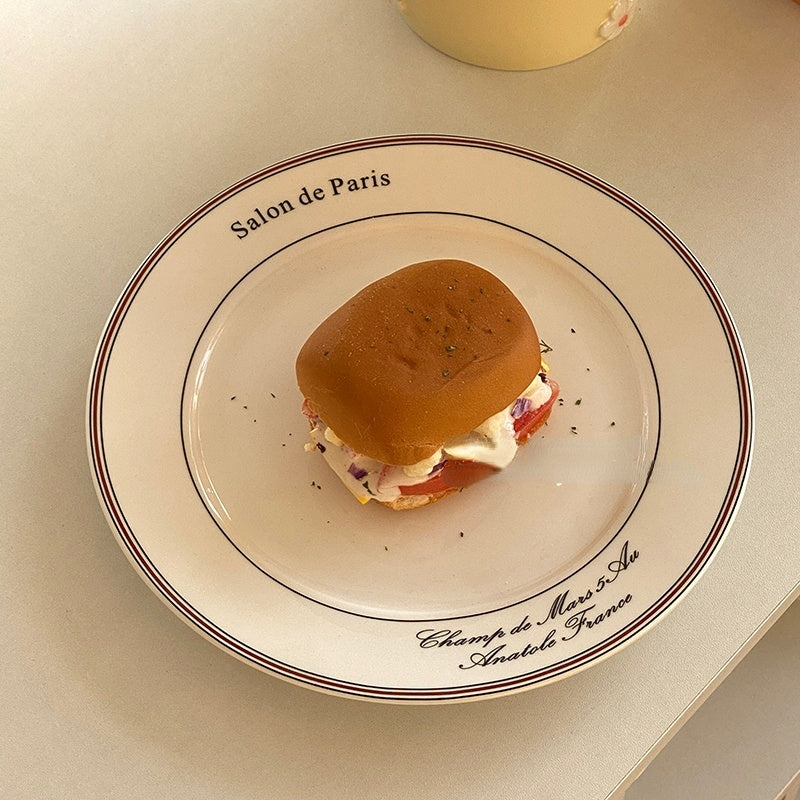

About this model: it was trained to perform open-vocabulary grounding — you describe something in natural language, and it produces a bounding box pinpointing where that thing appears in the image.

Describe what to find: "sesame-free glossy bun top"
[295,259,541,466]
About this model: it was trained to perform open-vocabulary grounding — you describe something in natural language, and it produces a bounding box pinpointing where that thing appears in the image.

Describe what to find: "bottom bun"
[379,487,462,511]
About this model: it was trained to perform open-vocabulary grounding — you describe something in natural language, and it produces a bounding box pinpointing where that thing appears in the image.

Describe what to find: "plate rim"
[86,134,754,702]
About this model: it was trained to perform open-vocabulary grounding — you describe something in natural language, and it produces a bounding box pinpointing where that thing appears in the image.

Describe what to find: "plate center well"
[182,214,659,621]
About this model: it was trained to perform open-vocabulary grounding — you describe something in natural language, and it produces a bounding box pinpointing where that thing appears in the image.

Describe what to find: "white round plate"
[87,135,753,702]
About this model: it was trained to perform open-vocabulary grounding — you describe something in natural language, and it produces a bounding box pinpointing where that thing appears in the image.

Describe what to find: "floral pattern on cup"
[600,0,637,40]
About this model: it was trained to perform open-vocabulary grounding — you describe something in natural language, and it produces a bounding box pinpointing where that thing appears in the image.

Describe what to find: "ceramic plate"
[87,135,753,702]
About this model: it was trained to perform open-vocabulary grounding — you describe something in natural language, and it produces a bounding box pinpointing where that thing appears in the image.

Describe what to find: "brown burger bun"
[295,259,541,466]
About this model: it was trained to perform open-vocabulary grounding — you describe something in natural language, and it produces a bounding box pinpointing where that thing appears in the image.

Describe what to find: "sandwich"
[295,259,558,509]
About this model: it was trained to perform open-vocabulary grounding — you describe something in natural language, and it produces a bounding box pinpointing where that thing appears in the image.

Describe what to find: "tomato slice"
[513,379,559,444]
[398,460,499,496]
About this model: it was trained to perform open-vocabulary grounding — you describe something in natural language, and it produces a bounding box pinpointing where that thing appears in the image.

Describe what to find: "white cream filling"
[307,426,399,504]
[306,373,552,504]
[402,449,444,477]
[442,373,553,470]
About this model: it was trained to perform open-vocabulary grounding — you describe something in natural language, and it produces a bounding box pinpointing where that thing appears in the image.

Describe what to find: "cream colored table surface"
[2,2,798,799]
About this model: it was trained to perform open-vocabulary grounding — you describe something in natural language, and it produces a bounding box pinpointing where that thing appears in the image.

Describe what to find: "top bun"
[295,259,541,466]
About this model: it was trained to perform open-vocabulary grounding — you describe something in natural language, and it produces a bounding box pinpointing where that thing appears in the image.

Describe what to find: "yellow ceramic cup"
[397,0,638,71]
